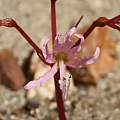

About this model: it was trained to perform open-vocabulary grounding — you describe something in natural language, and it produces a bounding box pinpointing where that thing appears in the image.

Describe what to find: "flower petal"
[64,27,76,45]
[41,36,54,63]
[54,33,63,48]
[41,36,50,58]
[74,33,84,44]
[59,74,71,100]
[58,62,71,100]
[70,33,84,52]
[24,63,58,90]
[45,54,54,63]
[67,27,76,37]
[67,47,100,68]
[59,60,66,80]
[86,47,100,64]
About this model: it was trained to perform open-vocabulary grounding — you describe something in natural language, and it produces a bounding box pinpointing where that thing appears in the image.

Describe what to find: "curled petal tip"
[74,33,84,44]
[68,27,76,37]
[94,47,100,59]
[24,81,39,90]
[86,47,100,65]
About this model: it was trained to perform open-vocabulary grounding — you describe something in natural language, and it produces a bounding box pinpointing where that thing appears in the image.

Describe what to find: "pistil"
[55,52,68,62]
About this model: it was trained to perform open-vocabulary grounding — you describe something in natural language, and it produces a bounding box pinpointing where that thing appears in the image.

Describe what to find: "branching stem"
[0,18,45,60]
[73,15,120,47]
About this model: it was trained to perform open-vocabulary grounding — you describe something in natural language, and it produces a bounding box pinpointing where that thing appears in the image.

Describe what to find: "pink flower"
[24,27,100,95]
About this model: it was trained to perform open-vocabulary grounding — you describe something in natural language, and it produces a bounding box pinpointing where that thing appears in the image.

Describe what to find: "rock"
[0,49,25,90]
[49,102,57,110]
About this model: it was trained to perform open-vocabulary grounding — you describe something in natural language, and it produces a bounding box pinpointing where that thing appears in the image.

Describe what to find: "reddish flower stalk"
[54,70,67,120]
[84,15,120,39]
[0,18,45,61]
[51,0,67,119]
[51,0,57,46]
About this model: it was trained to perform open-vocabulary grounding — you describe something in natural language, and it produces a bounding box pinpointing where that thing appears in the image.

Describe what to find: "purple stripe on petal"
[46,53,55,63]
[41,36,55,63]
[64,27,76,45]
[69,46,80,57]
[41,36,50,58]
[54,33,62,48]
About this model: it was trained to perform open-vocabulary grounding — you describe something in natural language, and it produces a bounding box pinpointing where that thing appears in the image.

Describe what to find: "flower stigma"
[55,52,68,62]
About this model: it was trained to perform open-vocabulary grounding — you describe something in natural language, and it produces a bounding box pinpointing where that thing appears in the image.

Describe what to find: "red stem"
[83,17,107,39]
[15,24,44,57]
[50,0,66,119]
[54,70,67,120]
[51,0,57,46]
[0,18,44,60]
